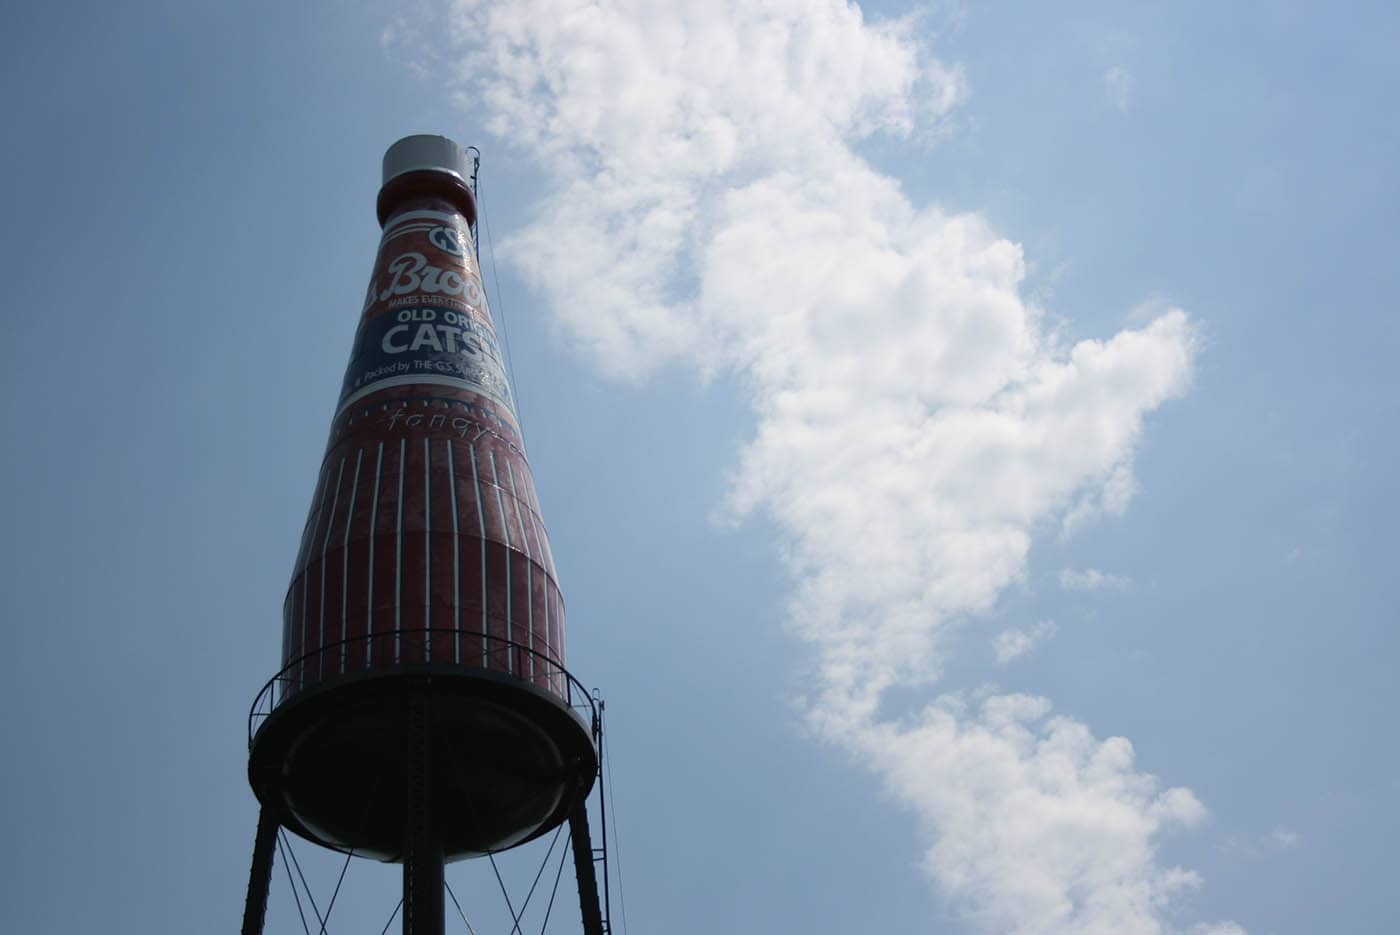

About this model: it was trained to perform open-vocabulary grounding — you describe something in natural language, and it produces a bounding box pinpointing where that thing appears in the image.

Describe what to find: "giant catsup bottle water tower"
[242,136,605,935]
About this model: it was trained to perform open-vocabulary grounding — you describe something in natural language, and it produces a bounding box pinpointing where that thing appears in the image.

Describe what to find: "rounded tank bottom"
[247,667,597,862]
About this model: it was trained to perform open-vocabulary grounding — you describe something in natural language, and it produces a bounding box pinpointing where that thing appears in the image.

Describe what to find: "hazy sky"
[2,2,1396,933]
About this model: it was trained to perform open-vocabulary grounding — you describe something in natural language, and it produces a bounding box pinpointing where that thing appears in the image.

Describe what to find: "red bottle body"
[283,188,565,698]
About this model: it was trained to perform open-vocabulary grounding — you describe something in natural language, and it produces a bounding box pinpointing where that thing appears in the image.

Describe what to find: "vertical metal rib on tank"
[248,135,595,864]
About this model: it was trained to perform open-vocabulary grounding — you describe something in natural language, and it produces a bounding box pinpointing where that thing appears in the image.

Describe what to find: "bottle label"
[335,211,515,417]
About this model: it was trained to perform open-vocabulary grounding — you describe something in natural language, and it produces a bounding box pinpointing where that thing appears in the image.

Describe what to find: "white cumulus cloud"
[1191,924,1249,935]
[994,620,1058,664]
[1105,65,1135,112]
[406,1,1228,931]
[1060,567,1133,592]
[1221,826,1302,859]
[857,695,1210,934]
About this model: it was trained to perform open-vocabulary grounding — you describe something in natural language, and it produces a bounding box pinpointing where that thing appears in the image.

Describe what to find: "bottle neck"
[376,169,477,228]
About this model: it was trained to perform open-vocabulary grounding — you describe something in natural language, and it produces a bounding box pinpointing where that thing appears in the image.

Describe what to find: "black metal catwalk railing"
[248,629,597,749]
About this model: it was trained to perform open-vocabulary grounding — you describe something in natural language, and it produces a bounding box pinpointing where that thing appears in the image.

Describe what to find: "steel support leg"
[241,806,279,935]
[404,691,444,935]
[569,800,606,935]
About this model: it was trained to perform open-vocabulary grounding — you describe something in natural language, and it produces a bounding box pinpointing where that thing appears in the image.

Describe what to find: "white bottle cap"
[382,134,473,187]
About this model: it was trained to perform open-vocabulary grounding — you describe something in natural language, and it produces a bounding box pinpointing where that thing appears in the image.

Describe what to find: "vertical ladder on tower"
[569,693,614,935]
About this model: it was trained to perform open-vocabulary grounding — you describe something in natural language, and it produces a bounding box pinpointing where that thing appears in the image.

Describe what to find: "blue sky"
[2,2,1396,933]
